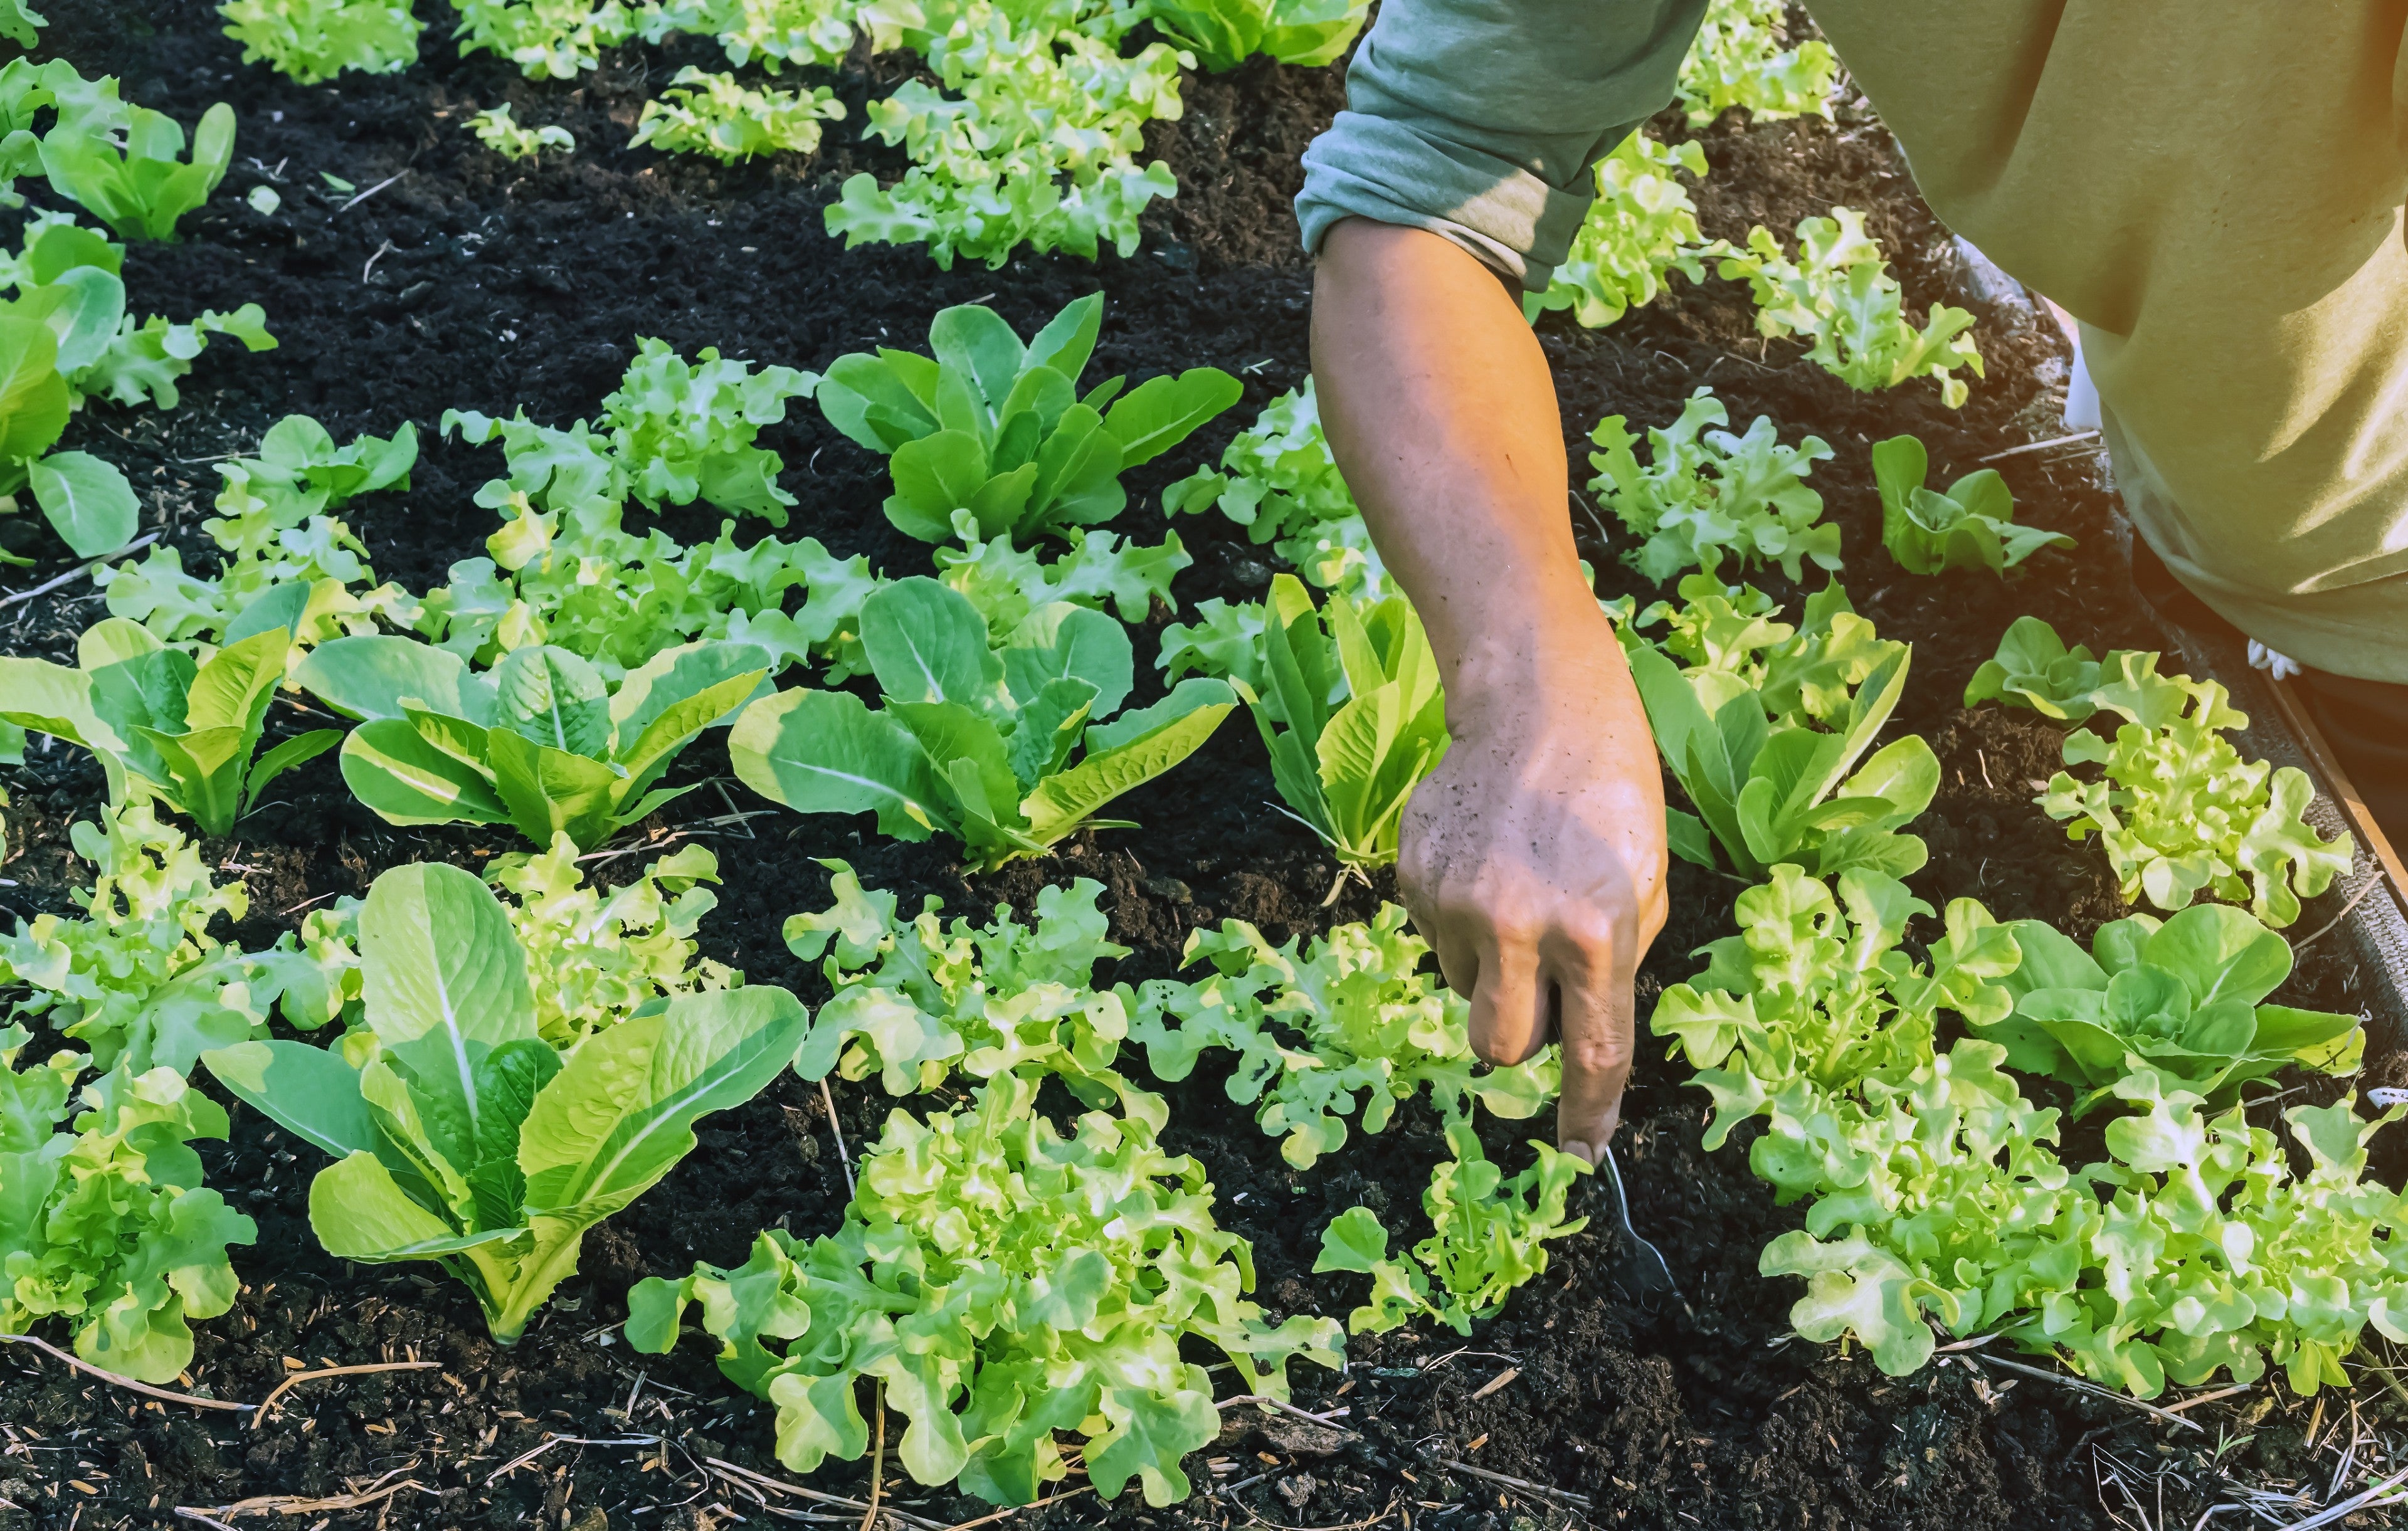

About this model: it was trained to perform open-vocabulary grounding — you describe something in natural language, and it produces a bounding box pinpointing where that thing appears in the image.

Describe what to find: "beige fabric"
[1296,0,2408,680]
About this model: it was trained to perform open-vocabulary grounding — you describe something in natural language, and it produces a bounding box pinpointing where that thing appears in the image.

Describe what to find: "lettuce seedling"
[1243,574,1448,878]
[597,338,818,522]
[730,577,1236,869]
[295,635,768,851]
[1143,0,1368,70]
[2041,661,2355,925]
[0,614,340,836]
[97,413,416,657]
[1624,601,1937,878]
[1159,596,1268,690]
[1587,387,1837,585]
[1993,904,2361,1107]
[203,861,807,1345]
[1528,132,1709,330]
[1964,615,2116,720]
[1163,379,1393,599]
[630,1073,1342,1507]
[1872,434,2072,576]
[1,1026,255,1384]
[466,103,574,159]
[220,0,423,83]
[630,0,863,71]
[632,66,845,162]
[0,0,41,48]
[785,861,1141,1103]
[450,0,636,78]
[1675,0,1839,126]
[1130,905,1556,1168]
[492,834,737,1048]
[1712,209,1983,406]
[1315,1120,1589,1335]
[41,99,236,242]
[816,294,1239,544]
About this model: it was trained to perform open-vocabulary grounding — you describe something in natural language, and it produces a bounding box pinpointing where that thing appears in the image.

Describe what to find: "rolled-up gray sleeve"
[1296,0,1708,290]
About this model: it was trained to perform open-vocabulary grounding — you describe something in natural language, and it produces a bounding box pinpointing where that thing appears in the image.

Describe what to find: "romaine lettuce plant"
[1528,132,1709,330]
[729,577,1237,868]
[785,861,1139,1103]
[1141,0,1368,70]
[41,98,236,242]
[2040,663,2355,926]
[1,1026,255,1384]
[220,0,423,83]
[0,614,340,836]
[1163,379,1391,599]
[1315,1120,1589,1335]
[1242,574,1448,878]
[631,66,845,162]
[203,861,805,1345]
[1963,615,2124,721]
[815,294,1238,544]
[1129,905,1556,1168]
[295,635,768,851]
[628,1073,1343,1507]
[1711,209,1983,406]
[1624,599,1937,878]
[1990,903,2362,1107]
[1587,386,1837,584]
[1675,0,1839,127]
[1872,434,2072,576]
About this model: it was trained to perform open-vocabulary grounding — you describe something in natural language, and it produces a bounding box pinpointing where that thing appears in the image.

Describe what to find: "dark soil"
[2,6,2399,1531]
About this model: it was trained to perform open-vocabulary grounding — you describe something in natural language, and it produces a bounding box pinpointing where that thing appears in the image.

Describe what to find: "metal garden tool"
[1594,1141,1681,1310]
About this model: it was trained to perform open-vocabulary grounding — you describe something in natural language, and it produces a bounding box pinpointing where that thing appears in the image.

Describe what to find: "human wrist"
[1442,597,1632,733]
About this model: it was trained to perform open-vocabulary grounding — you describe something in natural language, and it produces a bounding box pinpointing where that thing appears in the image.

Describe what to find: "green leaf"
[338,718,510,827]
[310,1149,508,1260]
[199,1039,378,1159]
[26,450,139,557]
[860,578,1003,709]
[297,636,495,724]
[1000,603,1131,718]
[492,646,612,758]
[2143,904,2291,1009]
[1026,681,1233,843]
[485,726,626,851]
[0,314,71,471]
[1023,293,1102,384]
[245,727,341,804]
[1101,369,1242,467]
[729,688,945,841]
[886,431,992,542]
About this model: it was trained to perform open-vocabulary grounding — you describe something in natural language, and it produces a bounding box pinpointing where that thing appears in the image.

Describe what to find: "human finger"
[1545,925,1637,1168]
[1466,918,1548,1067]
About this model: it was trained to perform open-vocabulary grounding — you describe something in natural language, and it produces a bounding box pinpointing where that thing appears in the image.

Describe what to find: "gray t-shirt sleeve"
[1295,0,1709,291]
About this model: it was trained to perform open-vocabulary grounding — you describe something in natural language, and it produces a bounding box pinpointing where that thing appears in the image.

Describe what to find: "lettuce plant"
[1141,0,1368,70]
[1243,574,1449,877]
[1587,387,1837,585]
[1654,864,2408,1396]
[97,413,416,656]
[785,861,1139,1102]
[593,339,818,523]
[1712,209,1983,406]
[823,13,1188,268]
[1159,596,1268,690]
[1129,905,1556,1168]
[41,97,236,243]
[1528,132,1709,330]
[1964,616,2123,721]
[203,860,808,1345]
[2040,662,2355,926]
[816,294,1238,544]
[450,0,637,78]
[1991,904,2362,1107]
[628,1073,1343,1507]
[1,1027,255,1384]
[1618,559,1899,730]
[1624,593,1937,878]
[935,525,1190,638]
[629,0,867,71]
[0,798,359,1078]
[220,0,424,83]
[467,103,575,159]
[731,577,1237,868]
[632,66,845,162]
[1162,379,1395,600]
[1315,1120,1589,1335]
[492,834,738,1048]
[1674,0,1839,127]
[1872,434,2071,576]
[0,615,340,836]
[295,634,768,851]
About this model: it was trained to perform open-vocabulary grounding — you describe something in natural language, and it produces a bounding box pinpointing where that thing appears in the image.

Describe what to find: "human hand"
[1399,609,1667,1166]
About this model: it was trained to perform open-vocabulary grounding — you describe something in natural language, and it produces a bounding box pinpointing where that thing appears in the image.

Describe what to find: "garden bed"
[2,5,2400,1530]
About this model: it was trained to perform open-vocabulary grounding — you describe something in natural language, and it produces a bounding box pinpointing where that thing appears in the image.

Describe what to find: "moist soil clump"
[0,7,2395,1530]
